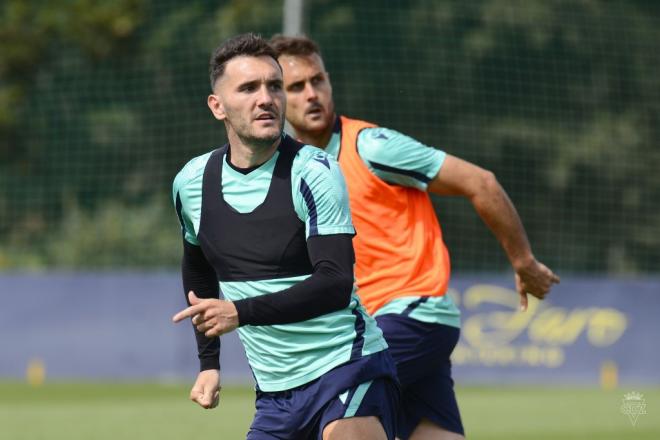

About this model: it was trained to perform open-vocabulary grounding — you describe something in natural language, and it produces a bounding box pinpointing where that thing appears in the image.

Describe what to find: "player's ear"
[207,93,226,121]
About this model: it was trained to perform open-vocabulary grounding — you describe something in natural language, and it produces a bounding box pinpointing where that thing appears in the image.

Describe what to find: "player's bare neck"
[296,126,333,150]
[227,134,281,169]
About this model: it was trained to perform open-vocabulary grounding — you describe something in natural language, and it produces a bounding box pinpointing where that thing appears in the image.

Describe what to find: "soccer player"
[270,35,560,440]
[171,33,398,440]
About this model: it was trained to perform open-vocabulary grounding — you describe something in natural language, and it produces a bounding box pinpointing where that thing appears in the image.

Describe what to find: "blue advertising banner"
[0,273,250,382]
[447,276,659,386]
[1,273,658,385]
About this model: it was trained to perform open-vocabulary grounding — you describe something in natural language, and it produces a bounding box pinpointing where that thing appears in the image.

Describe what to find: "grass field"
[0,382,657,439]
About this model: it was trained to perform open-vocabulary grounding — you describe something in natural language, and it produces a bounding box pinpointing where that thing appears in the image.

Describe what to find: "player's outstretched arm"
[230,233,355,326]
[172,234,355,332]
[428,155,560,311]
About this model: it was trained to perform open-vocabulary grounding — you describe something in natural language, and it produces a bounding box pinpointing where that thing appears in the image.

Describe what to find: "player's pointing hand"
[172,291,239,337]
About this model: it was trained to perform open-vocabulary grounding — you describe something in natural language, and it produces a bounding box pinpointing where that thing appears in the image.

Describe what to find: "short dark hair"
[269,34,321,58]
[209,33,279,89]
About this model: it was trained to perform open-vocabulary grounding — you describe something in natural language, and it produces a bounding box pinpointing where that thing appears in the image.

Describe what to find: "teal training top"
[173,141,388,391]
[325,122,461,328]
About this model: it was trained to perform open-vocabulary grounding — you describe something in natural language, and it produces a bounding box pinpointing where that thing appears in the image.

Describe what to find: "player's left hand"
[190,369,221,410]
[172,291,239,337]
[515,259,560,312]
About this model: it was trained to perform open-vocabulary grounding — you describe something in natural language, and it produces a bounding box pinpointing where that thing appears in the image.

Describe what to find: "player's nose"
[304,82,318,101]
[256,84,276,105]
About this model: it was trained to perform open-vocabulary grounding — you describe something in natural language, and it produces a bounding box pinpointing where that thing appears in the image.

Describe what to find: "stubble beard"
[228,116,284,151]
[293,110,334,145]
[239,123,283,150]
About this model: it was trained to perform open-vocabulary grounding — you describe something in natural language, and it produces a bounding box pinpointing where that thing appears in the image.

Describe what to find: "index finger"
[172,303,207,323]
[518,291,528,312]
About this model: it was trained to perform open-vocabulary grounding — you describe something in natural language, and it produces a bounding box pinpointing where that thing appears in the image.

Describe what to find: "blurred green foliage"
[0,0,658,272]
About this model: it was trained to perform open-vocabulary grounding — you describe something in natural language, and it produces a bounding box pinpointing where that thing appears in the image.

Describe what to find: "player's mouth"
[305,105,324,118]
[255,112,277,122]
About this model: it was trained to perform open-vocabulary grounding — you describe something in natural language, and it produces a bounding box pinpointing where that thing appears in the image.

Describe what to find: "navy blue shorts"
[375,314,464,438]
[247,350,399,440]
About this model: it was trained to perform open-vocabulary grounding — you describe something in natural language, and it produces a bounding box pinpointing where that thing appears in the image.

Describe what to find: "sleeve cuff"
[199,356,220,371]
[308,226,355,238]
[233,298,251,327]
[428,150,446,180]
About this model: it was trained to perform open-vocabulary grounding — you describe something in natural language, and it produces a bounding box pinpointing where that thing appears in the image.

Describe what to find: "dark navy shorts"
[247,350,399,440]
[375,314,464,438]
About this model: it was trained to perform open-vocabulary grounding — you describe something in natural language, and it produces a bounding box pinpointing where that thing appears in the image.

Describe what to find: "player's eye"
[288,82,304,92]
[240,84,256,93]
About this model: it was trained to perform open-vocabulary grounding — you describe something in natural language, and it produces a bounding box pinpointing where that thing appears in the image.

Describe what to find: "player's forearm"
[233,234,354,326]
[181,239,221,370]
[233,263,352,326]
[470,172,535,270]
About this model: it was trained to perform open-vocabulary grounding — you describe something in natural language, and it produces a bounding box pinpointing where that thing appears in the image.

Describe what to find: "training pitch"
[0,382,657,439]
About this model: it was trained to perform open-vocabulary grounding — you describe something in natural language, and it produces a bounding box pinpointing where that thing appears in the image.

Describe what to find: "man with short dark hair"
[172,33,398,440]
[270,34,560,440]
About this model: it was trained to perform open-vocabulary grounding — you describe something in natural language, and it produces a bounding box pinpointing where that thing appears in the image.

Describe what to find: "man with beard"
[172,33,398,440]
[270,34,560,440]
